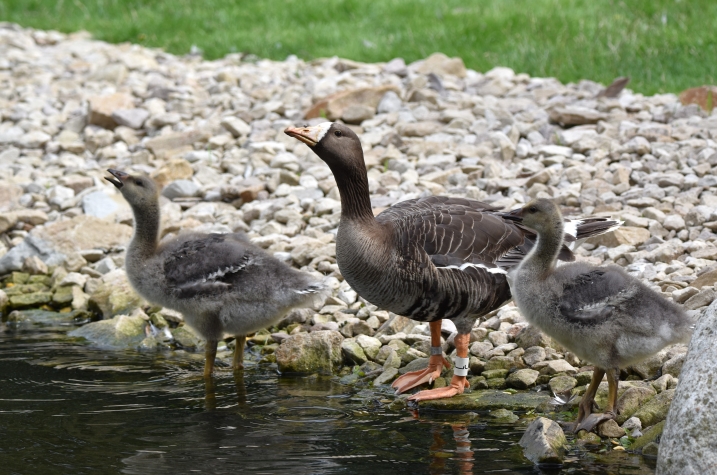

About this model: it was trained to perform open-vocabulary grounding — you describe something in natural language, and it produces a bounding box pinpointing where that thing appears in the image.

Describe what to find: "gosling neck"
[524,220,564,278]
[128,200,160,259]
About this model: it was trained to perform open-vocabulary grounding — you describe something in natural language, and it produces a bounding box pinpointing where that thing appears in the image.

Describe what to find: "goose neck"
[128,201,160,259]
[329,161,376,224]
[524,222,564,277]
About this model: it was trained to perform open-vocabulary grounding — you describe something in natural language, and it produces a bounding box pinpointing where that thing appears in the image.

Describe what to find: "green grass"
[1,0,715,95]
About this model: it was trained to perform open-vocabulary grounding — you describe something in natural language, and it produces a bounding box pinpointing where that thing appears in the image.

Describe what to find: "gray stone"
[661,353,686,377]
[341,338,368,364]
[548,375,577,395]
[519,417,567,465]
[355,334,382,360]
[82,191,119,219]
[506,368,539,389]
[597,419,626,438]
[658,299,717,474]
[111,108,150,129]
[275,330,344,374]
[373,367,399,385]
[377,91,402,113]
[162,180,200,199]
[523,346,547,366]
[0,235,66,275]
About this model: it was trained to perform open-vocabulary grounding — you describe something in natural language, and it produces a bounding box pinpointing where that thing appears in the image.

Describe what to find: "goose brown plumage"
[284,122,621,401]
[506,198,694,432]
[105,169,326,377]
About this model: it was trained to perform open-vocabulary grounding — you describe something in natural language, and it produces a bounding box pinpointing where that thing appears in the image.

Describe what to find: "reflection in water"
[0,327,656,474]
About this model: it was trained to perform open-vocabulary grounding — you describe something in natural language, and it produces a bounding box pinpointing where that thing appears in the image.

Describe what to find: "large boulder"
[275,330,344,374]
[519,417,567,465]
[69,312,148,349]
[658,300,717,474]
[88,269,144,318]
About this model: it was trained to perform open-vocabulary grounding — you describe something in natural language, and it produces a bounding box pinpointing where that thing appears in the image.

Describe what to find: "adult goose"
[505,198,693,432]
[284,122,620,401]
[105,169,325,377]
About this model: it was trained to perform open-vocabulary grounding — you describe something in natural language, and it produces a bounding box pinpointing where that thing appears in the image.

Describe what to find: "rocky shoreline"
[2,22,716,461]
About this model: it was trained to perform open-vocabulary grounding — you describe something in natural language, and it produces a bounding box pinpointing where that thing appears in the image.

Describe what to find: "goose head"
[105,169,160,209]
[510,198,564,235]
[284,122,364,171]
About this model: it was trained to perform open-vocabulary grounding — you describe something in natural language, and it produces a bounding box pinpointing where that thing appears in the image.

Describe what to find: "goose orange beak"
[284,124,328,147]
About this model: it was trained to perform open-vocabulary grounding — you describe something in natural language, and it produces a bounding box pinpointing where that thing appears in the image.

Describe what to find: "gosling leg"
[233,335,246,371]
[204,339,218,378]
[575,367,619,433]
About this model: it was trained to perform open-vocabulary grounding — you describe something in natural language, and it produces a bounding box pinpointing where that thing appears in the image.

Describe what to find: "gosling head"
[284,122,363,171]
[511,198,564,235]
[105,169,160,209]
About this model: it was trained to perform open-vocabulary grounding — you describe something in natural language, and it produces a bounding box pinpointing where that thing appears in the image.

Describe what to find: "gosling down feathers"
[506,198,693,432]
[105,169,325,377]
[284,122,621,401]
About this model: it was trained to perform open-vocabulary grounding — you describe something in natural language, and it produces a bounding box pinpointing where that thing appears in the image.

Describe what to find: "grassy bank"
[2,0,715,95]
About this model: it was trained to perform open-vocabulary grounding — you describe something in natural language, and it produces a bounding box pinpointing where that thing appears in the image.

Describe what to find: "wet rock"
[88,269,144,318]
[171,325,204,349]
[276,330,344,374]
[69,312,148,349]
[658,299,717,474]
[373,367,398,385]
[631,420,665,454]
[633,388,675,427]
[341,338,368,365]
[418,389,549,411]
[615,386,657,424]
[8,291,53,309]
[597,419,625,438]
[519,417,567,465]
[548,375,577,395]
[489,408,519,423]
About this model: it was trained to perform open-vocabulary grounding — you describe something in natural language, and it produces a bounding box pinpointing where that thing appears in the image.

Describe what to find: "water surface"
[0,322,656,474]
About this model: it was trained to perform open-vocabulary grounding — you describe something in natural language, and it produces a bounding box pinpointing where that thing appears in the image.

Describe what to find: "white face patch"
[315,122,333,143]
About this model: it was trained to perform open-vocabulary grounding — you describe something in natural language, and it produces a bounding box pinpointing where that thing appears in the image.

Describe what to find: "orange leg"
[408,333,471,402]
[392,321,450,394]
[574,367,619,433]
[232,335,246,371]
[204,339,218,378]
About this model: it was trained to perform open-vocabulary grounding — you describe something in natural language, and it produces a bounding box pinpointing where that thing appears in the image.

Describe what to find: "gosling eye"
[334,129,342,137]
[135,180,144,187]
[528,206,538,213]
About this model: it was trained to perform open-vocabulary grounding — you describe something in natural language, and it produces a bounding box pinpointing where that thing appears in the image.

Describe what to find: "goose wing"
[376,196,528,273]
[556,267,637,324]
[162,233,254,298]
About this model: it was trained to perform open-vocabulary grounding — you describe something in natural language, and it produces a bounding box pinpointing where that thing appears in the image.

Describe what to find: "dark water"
[0,321,656,474]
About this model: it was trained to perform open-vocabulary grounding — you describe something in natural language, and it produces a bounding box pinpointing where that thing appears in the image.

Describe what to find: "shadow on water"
[0,327,657,475]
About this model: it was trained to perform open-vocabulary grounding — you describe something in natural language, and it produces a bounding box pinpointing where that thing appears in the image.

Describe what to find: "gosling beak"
[284,125,326,147]
[500,206,524,222]
[105,169,129,189]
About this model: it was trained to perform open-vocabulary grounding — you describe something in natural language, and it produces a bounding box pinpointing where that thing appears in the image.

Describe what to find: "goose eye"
[334,130,342,137]
[528,206,537,213]
[135,180,144,187]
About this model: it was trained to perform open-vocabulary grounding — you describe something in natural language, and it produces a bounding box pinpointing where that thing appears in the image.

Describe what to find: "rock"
[221,116,252,137]
[305,85,399,120]
[22,255,48,275]
[111,108,150,129]
[622,416,642,432]
[341,338,368,365]
[516,325,554,348]
[548,375,577,395]
[633,388,675,427]
[419,389,549,411]
[589,226,650,247]
[519,417,567,465]
[541,360,577,375]
[683,288,715,310]
[69,313,148,349]
[171,325,204,349]
[82,191,120,219]
[88,92,135,129]
[377,91,402,114]
[162,180,200,199]
[275,330,344,374]
[355,334,382,360]
[506,368,539,389]
[631,351,666,379]
[0,235,66,275]
[661,353,686,377]
[678,85,717,111]
[615,386,657,424]
[88,269,144,318]
[631,420,665,453]
[523,346,547,366]
[341,105,375,124]
[414,52,467,78]
[145,130,210,159]
[549,106,607,126]
[597,419,626,438]
[373,367,399,385]
[489,408,519,423]
[658,299,717,474]
[9,291,53,309]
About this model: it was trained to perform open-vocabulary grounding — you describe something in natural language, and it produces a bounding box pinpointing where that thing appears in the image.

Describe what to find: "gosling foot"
[574,412,616,433]
[392,354,450,394]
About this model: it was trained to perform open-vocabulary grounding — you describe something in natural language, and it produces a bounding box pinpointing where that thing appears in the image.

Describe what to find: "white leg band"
[453,356,470,377]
